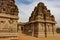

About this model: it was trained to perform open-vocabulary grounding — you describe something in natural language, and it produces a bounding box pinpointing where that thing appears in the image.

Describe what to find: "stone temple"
[0,0,19,40]
[0,0,57,40]
[19,2,56,37]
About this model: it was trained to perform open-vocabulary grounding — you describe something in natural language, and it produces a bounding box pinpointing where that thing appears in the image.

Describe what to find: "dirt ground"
[19,33,60,40]
[0,33,60,40]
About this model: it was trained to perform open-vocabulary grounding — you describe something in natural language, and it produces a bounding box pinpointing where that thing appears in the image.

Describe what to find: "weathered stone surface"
[0,0,19,40]
[19,2,56,38]
[0,0,58,40]
[0,0,18,15]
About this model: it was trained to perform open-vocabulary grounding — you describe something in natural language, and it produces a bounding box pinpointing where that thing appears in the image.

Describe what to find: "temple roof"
[0,0,18,16]
[29,2,55,23]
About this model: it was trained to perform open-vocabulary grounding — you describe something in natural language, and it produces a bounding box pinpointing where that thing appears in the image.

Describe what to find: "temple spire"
[0,0,18,15]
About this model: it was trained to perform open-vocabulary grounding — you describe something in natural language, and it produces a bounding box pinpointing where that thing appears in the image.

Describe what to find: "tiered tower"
[21,2,56,37]
[0,0,18,15]
[0,0,19,40]
[29,2,56,37]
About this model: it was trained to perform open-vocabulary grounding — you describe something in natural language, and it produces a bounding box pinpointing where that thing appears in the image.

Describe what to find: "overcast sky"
[15,0,60,27]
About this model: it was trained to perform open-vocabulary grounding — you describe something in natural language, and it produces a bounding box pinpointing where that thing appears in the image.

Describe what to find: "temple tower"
[18,2,56,38]
[0,0,19,40]
[29,2,56,37]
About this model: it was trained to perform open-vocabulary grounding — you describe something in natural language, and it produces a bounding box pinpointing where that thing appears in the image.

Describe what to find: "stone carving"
[0,0,19,40]
[19,2,56,37]
[0,0,18,15]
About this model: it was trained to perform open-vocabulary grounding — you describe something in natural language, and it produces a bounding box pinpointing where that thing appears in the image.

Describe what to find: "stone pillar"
[53,24,56,34]
[38,23,45,38]
[47,24,53,37]
[18,25,22,33]
[38,23,40,37]
[31,24,34,37]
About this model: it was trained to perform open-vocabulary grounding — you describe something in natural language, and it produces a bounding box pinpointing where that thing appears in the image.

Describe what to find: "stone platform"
[0,33,18,40]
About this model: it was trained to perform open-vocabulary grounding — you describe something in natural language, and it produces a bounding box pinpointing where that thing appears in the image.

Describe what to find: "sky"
[15,0,60,27]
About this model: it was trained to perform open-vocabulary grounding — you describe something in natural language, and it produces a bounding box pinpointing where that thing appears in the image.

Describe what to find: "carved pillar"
[31,23,34,37]
[52,24,56,34]
[38,23,45,37]
[38,23,40,37]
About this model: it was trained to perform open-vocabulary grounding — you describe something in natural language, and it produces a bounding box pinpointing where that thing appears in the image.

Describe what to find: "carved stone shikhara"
[0,0,18,15]
[19,2,56,37]
[0,0,19,40]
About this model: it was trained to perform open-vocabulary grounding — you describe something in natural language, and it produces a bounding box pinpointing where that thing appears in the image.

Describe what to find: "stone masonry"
[19,2,56,38]
[0,0,19,40]
[0,0,57,40]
